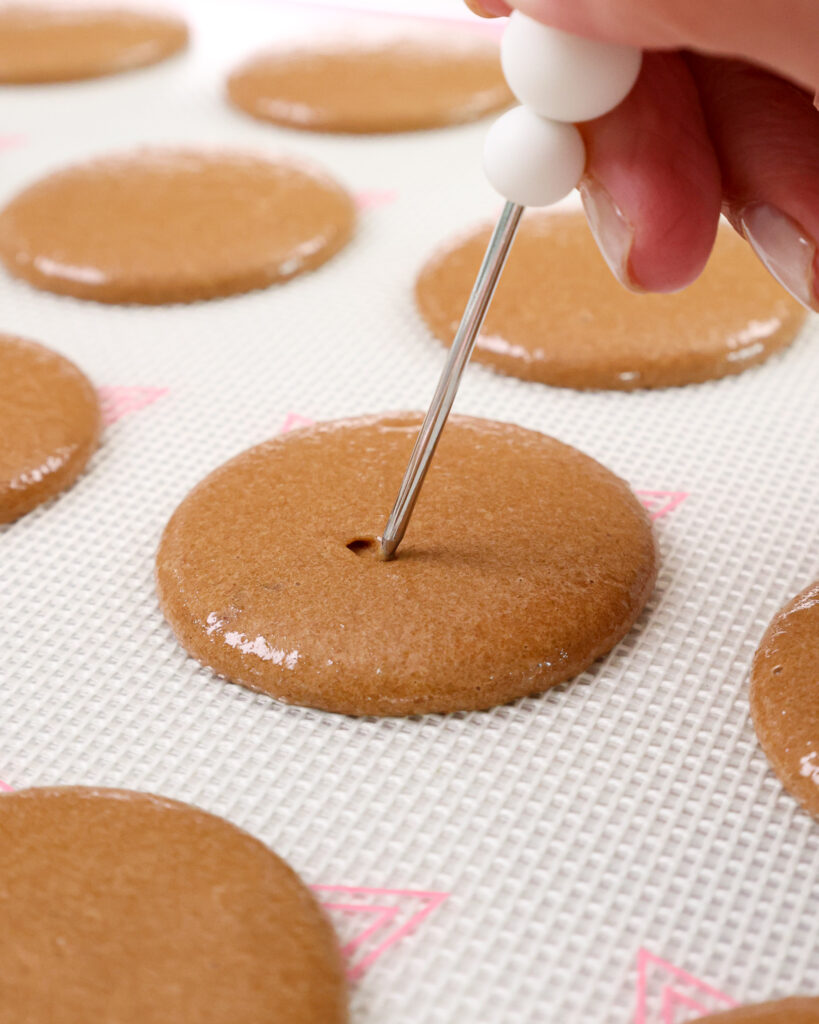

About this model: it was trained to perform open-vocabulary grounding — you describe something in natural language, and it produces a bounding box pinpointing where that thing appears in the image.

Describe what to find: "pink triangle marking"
[355,189,399,211]
[279,412,315,434]
[320,903,400,957]
[98,386,168,426]
[663,987,711,1023]
[635,948,737,1024]
[635,490,689,521]
[0,780,12,792]
[312,885,449,981]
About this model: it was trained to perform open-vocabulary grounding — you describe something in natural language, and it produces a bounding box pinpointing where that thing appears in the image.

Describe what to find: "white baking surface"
[1,1,818,1021]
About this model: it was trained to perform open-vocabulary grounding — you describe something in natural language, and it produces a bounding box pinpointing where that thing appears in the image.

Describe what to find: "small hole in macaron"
[346,537,378,557]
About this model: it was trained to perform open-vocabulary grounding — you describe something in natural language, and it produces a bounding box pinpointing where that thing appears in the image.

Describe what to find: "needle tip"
[378,535,398,561]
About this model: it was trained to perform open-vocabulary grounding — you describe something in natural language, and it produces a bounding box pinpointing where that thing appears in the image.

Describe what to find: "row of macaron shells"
[0,8,816,1024]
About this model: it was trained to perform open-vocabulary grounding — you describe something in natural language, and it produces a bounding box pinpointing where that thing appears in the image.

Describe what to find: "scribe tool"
[379,13,642,560]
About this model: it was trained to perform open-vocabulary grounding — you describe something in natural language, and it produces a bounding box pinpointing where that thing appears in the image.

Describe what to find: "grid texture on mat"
[0,1,817,1021]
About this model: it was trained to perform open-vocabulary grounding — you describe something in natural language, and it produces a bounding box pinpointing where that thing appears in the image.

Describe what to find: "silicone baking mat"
[1,1,818,1020]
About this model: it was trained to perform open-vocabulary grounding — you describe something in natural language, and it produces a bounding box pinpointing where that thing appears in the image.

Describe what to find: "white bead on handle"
[501,13,643,123]
[483,11,642,208]
[483,106,585,208]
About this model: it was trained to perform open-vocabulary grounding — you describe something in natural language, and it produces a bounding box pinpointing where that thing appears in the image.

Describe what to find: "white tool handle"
[484,11,642,208]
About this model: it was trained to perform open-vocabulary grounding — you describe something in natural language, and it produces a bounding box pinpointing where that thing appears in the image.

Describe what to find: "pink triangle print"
[98,386,168,426]
[355,189,399,211]
[279,412,315,434]
[0,780,12,792]
[635,490,688,521]
[312,885,448,981]
[635,948,737,1023]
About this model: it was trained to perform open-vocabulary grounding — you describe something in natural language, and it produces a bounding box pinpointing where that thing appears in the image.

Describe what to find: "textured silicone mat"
[1,1,818,1021]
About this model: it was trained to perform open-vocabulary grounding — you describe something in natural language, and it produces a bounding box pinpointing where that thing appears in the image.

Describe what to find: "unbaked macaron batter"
[0,786,348,1023]
[751,581,819,818]
[156,413,657,716]
[0,333,100,523]
[0,4,188,83]
[227,26,513,134]
[0,148,356,303]
[416,210,806,390]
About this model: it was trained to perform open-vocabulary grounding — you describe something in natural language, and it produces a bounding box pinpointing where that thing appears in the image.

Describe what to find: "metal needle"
[379,201,524,560]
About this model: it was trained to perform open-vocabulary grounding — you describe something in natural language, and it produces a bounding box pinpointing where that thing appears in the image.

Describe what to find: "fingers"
[688,56,819,310]
[464,0,819,307]
[578,52,722,293]
[508,0,819,92]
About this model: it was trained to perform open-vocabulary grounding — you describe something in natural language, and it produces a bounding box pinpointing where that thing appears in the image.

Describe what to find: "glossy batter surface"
[0,148,355,303]
[416,211,807,390]
[0,334,100,523]
[751,581,819,818]
[156,414,657,716]
[227,29,513,133]
[698,998,819,1022]
[0,787,348,1024]
[0,4,188,83]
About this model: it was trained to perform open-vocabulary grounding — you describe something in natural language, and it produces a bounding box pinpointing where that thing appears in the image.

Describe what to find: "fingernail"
[741,203,818,312]
[464,0,508,15]
[579,177,639,290]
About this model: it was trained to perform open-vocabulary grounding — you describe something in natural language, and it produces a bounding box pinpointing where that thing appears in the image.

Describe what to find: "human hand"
[466,0,819,311]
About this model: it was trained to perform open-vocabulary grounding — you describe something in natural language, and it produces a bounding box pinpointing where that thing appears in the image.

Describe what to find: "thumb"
[506,0,819,92]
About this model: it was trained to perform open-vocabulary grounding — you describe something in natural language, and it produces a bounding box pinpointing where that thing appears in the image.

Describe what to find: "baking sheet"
[1,1,818,1020]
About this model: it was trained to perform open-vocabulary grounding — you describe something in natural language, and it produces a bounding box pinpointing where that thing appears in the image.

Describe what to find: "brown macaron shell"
[156,413,657,717]
[0,786,349,1024]
[415,210,806,390]
[0,148,356,304]
[227,29,513,134]
[750,581,819,818]
[0,333,101,523]
[0,4,188,84]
